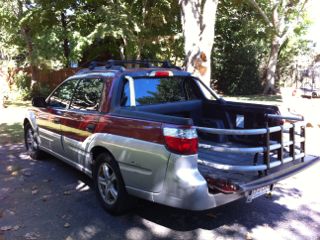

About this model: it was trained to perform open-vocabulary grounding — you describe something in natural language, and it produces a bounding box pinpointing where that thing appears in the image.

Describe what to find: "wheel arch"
[23,111,38,131]
[312,92,317,98]
[23,118,31,129]
[90,146,119,172]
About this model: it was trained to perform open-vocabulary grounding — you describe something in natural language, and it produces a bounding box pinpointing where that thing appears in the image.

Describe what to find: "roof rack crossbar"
[88,59,181,70]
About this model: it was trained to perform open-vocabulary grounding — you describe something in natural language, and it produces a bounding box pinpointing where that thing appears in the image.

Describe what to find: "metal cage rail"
[196,114,306,173]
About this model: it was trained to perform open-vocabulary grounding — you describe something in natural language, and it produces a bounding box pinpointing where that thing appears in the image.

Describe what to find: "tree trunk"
[61,11,70,68]
[119,37,127,60]
[179,0,219,88]
[17,0,37,91]
[263,37,281,94]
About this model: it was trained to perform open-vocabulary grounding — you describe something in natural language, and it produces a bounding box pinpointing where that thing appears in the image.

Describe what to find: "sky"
[306,0,320,53]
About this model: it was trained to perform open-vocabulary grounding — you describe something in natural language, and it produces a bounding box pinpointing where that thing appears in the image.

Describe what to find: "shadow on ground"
[0,144,319,240]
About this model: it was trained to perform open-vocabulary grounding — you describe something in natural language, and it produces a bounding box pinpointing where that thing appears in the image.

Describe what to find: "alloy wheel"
[97,163,118,205]
[26,128,37,152]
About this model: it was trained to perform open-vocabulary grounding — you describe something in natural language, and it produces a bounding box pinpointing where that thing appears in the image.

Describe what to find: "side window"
[48,79,79,108]
[70,78,104,111]
[120,77,200,106]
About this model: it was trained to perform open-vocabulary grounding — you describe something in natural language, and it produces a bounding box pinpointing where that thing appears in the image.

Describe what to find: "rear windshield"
[120,77,202,106]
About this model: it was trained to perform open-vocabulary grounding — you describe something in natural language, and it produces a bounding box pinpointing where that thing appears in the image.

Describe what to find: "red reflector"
[155,71,170,77]
[150,71,173,77]
[164,136,198,155]
[205,177,238,194]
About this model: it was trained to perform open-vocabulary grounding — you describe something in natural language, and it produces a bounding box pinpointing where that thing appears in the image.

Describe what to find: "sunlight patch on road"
[76,180,90,192]
[125,227,149,240]
[141,218,171,238]
[196,228,216,240]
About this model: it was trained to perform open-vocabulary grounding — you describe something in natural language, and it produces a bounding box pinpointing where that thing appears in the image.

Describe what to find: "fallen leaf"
[0,225,19,231]
[205,212,216,218]
[22,171,32,177]
[6,165,21,172]
[25,232,40,240]
[64,223,71,228]
[1,225,13,231]
[32,190,38,195]
[41,195,48,202]
[63,191,71,196]
[246,232,253,240]
[5,209,15,216]
[306,122,313,128]
[12,225,20,231]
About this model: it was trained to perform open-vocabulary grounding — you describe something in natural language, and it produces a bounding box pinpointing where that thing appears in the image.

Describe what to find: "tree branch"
[245,0,273,28]
[279,0,309,43]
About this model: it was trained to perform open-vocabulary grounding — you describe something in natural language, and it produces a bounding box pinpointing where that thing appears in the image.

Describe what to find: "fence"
[6,67,82,91]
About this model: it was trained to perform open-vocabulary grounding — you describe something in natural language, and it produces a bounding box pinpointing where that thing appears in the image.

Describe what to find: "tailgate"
[239,155,319,192]
[195,114,320,194]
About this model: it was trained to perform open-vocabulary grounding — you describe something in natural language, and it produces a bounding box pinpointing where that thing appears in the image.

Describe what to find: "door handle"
[86,123,96,133]
[53,118,60,124]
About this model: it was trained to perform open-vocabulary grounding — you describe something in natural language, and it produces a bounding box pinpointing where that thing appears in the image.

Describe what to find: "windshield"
[120,77,206,106]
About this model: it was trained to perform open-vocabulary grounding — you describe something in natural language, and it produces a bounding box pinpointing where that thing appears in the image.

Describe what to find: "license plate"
[246,186,270,203]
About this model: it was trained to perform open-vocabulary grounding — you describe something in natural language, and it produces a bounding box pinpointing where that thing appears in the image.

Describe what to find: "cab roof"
[73,60,191,79]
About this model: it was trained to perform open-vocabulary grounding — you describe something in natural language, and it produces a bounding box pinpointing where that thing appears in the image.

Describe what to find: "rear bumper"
[151,154,319,211]
[239,155,320,192]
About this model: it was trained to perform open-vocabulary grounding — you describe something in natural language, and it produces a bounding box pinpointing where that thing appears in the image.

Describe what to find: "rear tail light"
[163,127,198,155]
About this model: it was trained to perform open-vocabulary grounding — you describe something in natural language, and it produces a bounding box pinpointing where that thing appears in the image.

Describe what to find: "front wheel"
[93,153,130,215]
[24,123,42,159]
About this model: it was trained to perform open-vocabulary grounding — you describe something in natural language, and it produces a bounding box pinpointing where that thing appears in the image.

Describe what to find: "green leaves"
[0,0,183,68]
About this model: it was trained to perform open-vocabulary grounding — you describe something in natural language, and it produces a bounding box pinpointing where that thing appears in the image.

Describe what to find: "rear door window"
[121,77,201,106]
[70,78,104,111]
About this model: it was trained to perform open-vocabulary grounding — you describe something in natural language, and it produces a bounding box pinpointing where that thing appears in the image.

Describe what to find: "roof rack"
[88,59,181,71]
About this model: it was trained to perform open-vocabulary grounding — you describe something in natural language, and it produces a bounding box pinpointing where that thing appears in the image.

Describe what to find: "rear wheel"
[24,123,42,159]
[93,152,130,215]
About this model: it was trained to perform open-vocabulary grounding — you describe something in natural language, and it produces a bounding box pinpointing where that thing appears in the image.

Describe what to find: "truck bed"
[197,140,285,185]
[114,99,312,192]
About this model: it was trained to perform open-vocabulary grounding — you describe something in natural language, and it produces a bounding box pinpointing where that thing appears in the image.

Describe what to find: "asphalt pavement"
[0,143,319,240]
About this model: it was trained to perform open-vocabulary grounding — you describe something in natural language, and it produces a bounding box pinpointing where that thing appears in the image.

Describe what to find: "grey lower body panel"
[126,153,244,211]
[127,154,319,211]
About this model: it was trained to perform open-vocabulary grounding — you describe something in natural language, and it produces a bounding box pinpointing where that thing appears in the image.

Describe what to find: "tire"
[24,123,42,160]
[93,152,130,215]
[312,92,317,98]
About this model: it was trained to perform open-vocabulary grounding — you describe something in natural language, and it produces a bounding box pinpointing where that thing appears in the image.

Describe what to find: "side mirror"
[32,96,47,108]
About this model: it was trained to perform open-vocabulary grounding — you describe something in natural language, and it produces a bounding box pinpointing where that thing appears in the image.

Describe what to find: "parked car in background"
[24,60,319,214]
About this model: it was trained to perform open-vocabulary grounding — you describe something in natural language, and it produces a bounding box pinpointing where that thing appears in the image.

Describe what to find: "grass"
[0,122,24,144]
[0,100,29,144]
[4,100,31,108]
[223,94,283,106]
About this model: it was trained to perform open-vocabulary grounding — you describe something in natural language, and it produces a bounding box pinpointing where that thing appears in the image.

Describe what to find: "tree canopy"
[0,0,315,97]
